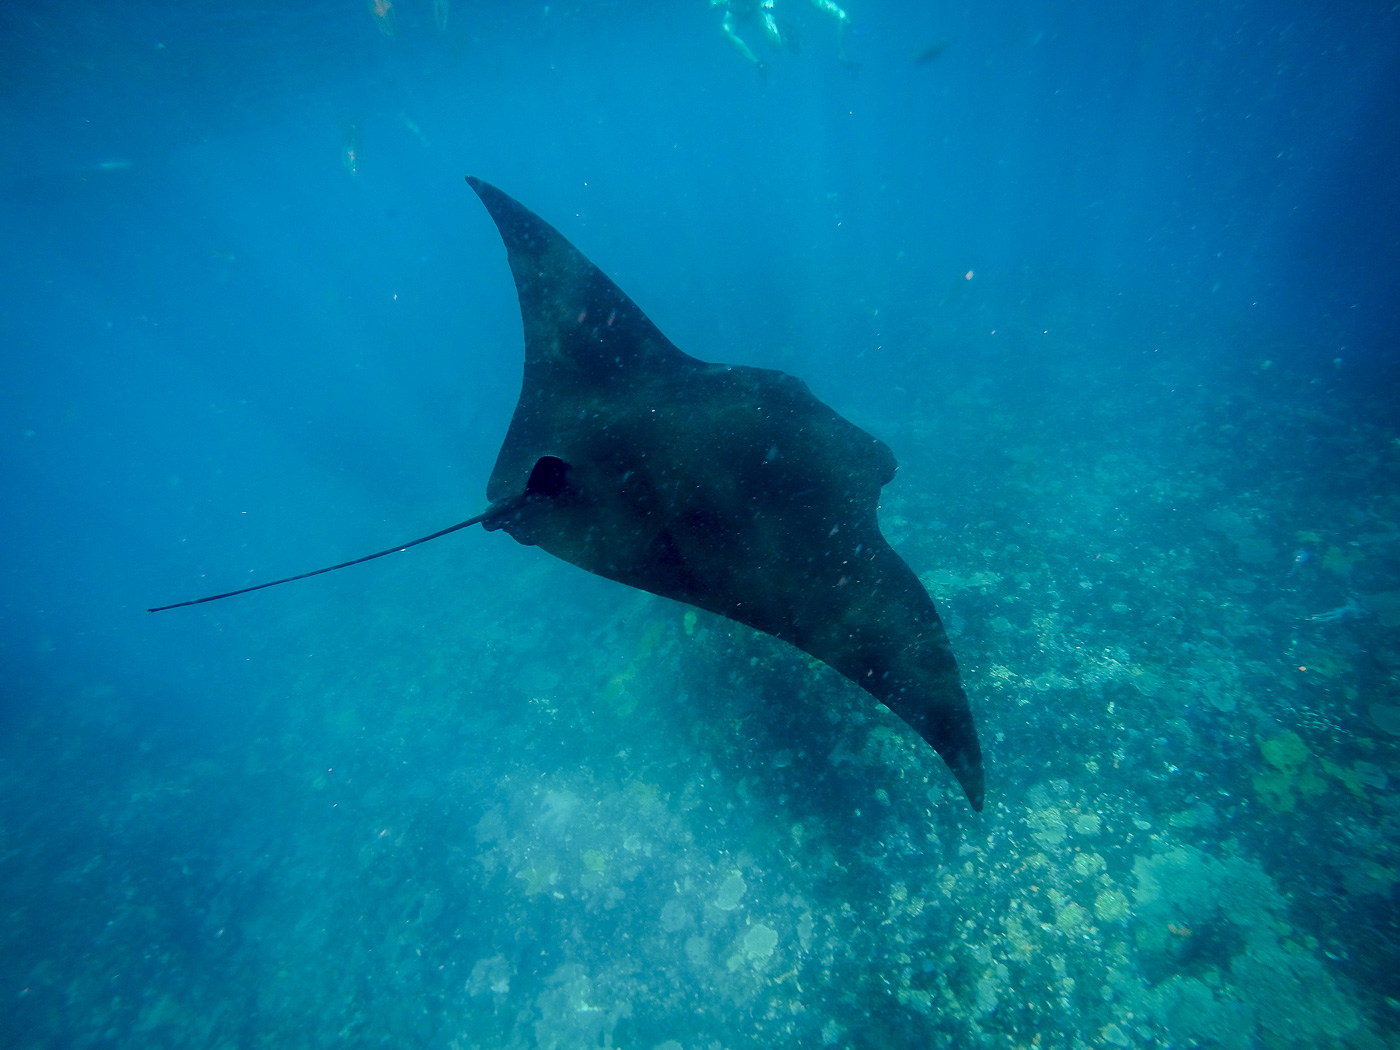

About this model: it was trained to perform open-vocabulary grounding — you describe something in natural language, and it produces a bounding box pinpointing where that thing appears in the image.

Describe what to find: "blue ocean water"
[3,1,1399,1047]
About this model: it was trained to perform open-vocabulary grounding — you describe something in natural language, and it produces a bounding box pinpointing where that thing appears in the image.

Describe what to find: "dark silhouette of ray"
[466,178,982,809]
[151,178,984,810]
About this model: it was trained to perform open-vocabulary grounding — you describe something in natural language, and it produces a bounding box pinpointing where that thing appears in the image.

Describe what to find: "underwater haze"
[3,1,1400,1047]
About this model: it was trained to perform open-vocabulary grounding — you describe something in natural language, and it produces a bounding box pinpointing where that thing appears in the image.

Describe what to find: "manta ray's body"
[466,179,984,809]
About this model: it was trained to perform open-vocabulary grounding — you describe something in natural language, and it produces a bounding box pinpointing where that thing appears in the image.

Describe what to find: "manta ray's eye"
[526,456,571,498]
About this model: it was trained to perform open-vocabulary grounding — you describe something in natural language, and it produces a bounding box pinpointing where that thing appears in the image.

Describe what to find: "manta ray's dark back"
[466,176,984,810]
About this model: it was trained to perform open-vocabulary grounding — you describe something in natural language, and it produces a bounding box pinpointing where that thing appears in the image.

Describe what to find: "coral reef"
[5,354,1399,1050]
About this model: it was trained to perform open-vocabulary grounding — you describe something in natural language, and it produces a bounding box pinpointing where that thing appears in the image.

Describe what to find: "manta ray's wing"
[467,177,984,810]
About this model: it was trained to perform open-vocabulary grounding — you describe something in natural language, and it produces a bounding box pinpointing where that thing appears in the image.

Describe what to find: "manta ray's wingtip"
[959,763,986,812]
[463,177,539,240]
[953,731,986,812]
[464,175,498,205]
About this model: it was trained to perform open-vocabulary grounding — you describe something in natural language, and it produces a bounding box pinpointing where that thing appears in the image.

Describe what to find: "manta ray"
[152,178,985,810]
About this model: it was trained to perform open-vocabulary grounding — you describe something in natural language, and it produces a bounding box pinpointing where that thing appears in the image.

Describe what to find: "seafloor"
[3,346,1398,1049]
